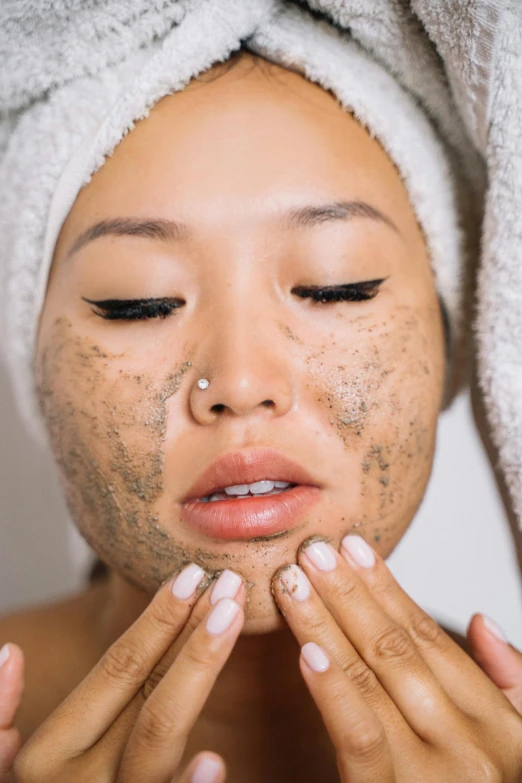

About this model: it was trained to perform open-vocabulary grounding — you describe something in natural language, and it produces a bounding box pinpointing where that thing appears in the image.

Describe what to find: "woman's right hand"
[12,564,245,783]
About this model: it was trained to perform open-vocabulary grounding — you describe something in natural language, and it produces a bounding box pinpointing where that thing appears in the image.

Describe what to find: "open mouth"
[198,480,297,502]
[180,448,322,540]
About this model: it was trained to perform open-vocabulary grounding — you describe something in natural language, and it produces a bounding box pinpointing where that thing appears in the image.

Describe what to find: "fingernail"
[303,541,337,572]
[210,570,242,605]
[0,644,10,670]
[206,598,240,635]
[280,564,310,601]
[171,564,206,600]
[341,535,375,568]
[192,756,223,783]
[482,614,508,643]
[301,642,330,673]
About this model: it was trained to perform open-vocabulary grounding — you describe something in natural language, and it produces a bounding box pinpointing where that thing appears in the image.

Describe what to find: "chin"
[239,580,290,635]
[242,613,288,635]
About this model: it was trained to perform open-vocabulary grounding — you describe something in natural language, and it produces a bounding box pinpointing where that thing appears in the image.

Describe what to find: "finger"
[167,570,245,670]
[299,641,396,783]
[96,570,245,767]
[0,729,23,782]
[467,613,522,713]
[298,538,465,744]
[0,645,24,729]
[34,563,211,756]
[272,564,401,731]
[177,752,226,783]
[118,597,244,783]
[336,535,511,717]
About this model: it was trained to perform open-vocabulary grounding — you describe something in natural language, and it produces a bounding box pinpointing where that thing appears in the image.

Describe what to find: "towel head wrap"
[3,3,515,517]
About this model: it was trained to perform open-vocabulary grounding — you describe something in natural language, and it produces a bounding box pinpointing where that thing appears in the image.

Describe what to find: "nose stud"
[197,378,210,390]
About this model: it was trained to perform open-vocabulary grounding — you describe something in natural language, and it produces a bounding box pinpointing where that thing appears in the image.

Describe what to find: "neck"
[93,572,337,783]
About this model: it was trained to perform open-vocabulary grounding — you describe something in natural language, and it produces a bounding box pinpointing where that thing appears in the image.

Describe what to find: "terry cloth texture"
[0,2,518,527]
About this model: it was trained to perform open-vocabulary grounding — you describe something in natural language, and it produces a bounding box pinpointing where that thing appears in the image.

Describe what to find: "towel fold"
[3,1,522,530]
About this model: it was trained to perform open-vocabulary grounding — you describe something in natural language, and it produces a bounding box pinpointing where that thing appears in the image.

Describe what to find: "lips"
[180,448,322,540]
[182,449,318,502]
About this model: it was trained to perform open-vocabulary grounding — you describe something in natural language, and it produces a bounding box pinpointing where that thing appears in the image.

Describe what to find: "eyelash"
[83,279,385,321]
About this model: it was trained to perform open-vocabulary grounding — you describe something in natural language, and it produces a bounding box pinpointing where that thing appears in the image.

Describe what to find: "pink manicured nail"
[206,598,240,635]
[301,642,330,673]
[210,570,242,605]
[483,614,508,643]
[0,644,10,670]
[171,564,206,599]
[304,541,337,572]
[192,756,223,783]
[280,564,310,601]
[341,535,376,568]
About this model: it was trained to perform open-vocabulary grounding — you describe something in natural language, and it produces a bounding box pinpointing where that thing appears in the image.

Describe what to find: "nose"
[189,306,294,426]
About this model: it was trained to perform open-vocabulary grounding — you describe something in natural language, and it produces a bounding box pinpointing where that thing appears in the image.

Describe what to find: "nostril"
[211,403,226,413]
[262,399,274,408]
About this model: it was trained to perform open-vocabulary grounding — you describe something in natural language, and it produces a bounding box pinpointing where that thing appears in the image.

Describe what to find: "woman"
[0,46,520,781]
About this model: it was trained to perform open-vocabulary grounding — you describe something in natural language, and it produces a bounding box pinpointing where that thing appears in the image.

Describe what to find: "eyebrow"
[65,200,399,260]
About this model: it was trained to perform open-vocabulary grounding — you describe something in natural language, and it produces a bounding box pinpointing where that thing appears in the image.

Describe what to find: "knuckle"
[342,657,380,699]
[407,613,448,650]
[302,613,332,640]
[136,700,182,749]
[101,641,150,686]
[368,570,396,601]
[341,719,387,762]
[182,641,215,673]
[146,596,185,634]
[329,575,360,607]
[372,626,415,663]
[141,658,170,701]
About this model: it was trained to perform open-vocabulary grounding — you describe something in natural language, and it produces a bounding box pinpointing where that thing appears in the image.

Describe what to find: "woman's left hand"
[272,535,522,782]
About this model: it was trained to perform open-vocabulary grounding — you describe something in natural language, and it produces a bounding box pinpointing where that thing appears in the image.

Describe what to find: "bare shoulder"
[0,579,108,743]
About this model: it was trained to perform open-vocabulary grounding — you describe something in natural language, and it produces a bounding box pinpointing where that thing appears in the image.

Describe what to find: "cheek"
[35,318,194,592]
[307,307,444,549]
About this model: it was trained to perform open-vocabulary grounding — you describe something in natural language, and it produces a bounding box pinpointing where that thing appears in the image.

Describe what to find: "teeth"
[224,480,291,496]
[200,480,293,502]
[224,484,250,496]
[249,480,275,494]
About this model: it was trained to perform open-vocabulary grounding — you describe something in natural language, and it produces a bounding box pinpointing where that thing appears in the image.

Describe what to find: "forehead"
[56,52,414,257]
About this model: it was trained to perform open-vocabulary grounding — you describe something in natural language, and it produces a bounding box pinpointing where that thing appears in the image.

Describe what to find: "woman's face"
[36,52,445,633]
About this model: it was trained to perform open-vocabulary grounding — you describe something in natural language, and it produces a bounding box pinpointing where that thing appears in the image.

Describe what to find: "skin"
[36,51,444,638]
[0,47,519,783]
[12,50,518,781]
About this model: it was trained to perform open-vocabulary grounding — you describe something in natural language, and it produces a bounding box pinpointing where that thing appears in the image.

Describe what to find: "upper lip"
[182,448,319,502]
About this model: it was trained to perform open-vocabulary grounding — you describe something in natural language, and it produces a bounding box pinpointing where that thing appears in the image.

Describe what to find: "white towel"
[3,1,520,529]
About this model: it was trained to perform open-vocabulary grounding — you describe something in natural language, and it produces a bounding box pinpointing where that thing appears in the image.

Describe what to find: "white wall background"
[1,362,521,647]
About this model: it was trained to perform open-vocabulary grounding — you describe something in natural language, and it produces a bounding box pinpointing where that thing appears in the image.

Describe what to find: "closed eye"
[292,278,386,303]
[82,297,184,320]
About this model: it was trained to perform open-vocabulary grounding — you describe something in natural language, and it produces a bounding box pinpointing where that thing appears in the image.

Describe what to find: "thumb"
[467,613,522,713]
[0,643,25,780]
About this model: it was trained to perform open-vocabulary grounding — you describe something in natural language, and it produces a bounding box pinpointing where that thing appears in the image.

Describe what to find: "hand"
[13,564,245,782]
[467,613,522,715]
[272,536,522,782]
[0,644,24,781]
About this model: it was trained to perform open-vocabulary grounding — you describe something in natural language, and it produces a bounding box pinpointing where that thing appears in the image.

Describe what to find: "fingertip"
[468,613,508,646]
[481,614,508,644]
[185,751,226,783]
[301,641,330,674]
[0,643,24,680]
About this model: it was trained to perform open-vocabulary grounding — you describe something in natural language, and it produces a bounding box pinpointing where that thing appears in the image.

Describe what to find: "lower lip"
[181,486,321,540]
